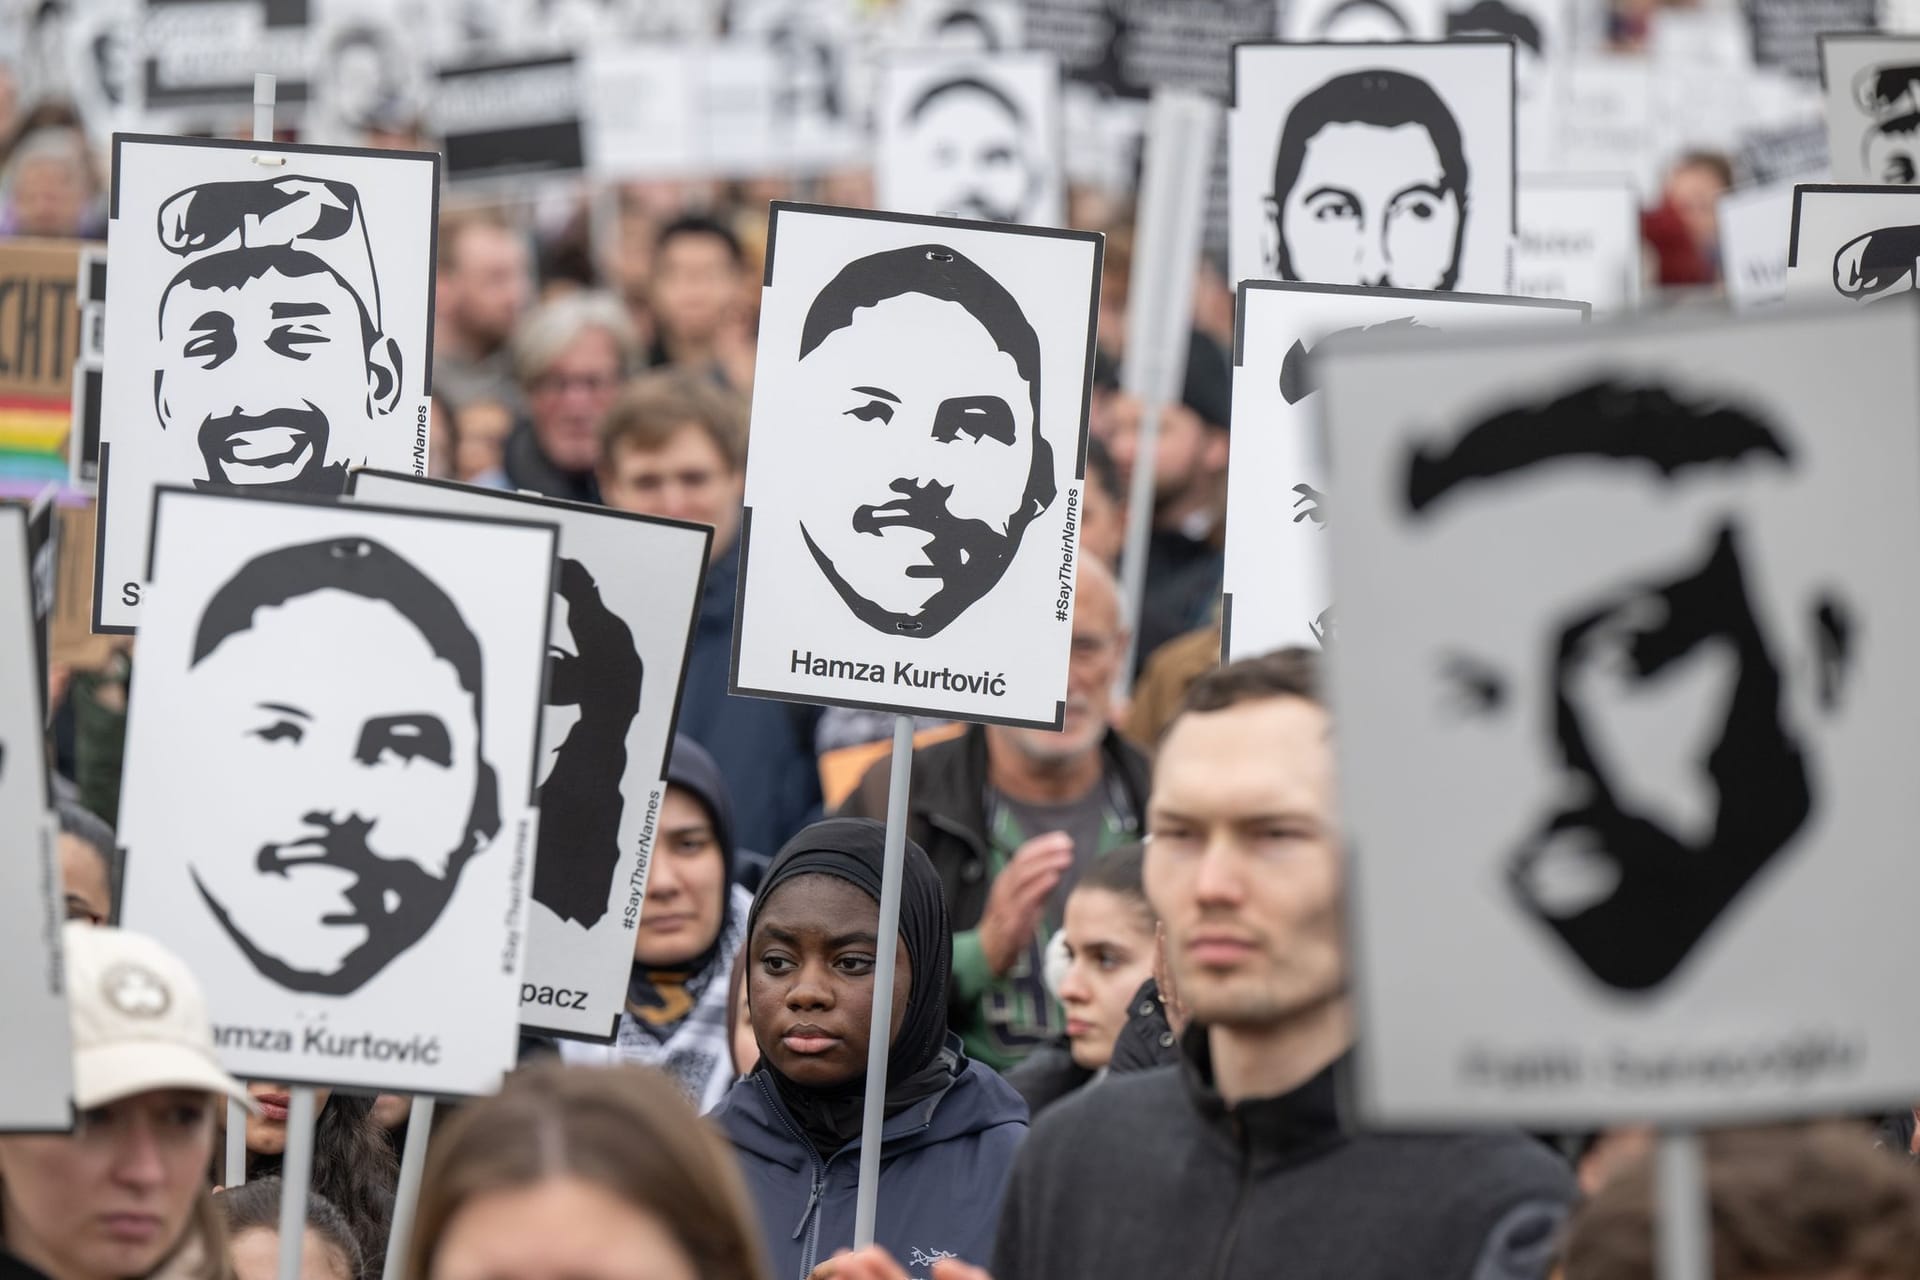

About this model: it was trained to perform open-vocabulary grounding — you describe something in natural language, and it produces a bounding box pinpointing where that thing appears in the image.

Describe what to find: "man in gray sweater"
[991,649,1575,1280]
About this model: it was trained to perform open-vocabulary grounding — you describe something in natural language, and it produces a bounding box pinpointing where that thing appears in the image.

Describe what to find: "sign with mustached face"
[1229,39,1517,296]
[117,488,554,1095]
[0,505,71,1131]
[94,135,438,633]
[1786,183,1920,307]
[1221,280,1587,662]
[877,51,1065,227]
[1321,302,1920,1125]
[1820,35,1920,185]
[346,471,710,1041]
[731,203,1101,728]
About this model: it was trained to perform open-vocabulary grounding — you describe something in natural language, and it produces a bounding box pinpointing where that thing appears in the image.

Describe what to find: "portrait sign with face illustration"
[117,489,555,1094]
[877,51,1065,227]
[1786,184,1920,307]
[346,471,710,1041]
[1321,302,1920,1125]
[94,135,439,634]
[1221,281,1586,662]
[1228,40,1516,295]
[731,204,1101,728]
[1820,34,1920,185]
[0,506,71,1131]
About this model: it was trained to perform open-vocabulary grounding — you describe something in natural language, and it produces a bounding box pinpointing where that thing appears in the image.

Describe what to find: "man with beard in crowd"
[839,557,1148,1073]
[993,649,1574,1278]
[433,209,533,413]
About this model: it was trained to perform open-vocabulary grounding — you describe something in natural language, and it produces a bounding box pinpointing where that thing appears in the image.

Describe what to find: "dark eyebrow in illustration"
[852,385,902,403]
[270,300,332,320]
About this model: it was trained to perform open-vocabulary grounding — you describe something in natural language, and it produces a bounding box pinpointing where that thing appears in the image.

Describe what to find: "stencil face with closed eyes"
[793,242,1054,638]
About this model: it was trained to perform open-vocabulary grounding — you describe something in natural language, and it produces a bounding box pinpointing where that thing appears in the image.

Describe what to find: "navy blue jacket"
[674,535,823,862]
[712,1050,1028,1280]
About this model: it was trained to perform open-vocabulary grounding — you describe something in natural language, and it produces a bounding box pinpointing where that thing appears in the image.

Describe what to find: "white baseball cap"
[64,923,254,1111]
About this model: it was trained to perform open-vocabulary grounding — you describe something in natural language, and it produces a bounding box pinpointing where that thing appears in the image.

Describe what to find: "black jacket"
[992,1030,1576,1280]
[837,724,1151,935]
[1106,977,1180,1075]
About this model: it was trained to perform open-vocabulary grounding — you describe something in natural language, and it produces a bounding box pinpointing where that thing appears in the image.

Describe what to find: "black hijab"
[746,818,956,1157]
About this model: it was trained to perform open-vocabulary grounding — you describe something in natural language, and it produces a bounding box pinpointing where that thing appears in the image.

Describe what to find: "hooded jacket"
[992,1028,1575,1280]
[674,535,823,861]
[712,1043,1029,1280]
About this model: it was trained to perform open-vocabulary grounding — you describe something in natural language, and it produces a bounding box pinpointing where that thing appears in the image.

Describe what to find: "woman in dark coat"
[710,819,1027,1280]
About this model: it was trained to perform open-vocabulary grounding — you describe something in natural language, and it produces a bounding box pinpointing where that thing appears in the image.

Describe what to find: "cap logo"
[103,963,172,1019]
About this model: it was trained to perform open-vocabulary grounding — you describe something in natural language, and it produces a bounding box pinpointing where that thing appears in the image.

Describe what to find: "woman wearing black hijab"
[710,819,1028,1279]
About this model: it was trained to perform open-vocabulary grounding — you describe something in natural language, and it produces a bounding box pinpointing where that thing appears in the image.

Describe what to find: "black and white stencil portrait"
[94,135,438,633]
[731,204,1100,728]
[1228,40,1516,294]
[877,51,1065,226]
[0,506,72,1131]
[117,489,555,1094]
[1221,281,1585,661]
[1281,0,1445,41]
[1786,184,1920,306]
[1820,35,1920,186]
[348,471,711,1041]
[1319,303,1920,1126]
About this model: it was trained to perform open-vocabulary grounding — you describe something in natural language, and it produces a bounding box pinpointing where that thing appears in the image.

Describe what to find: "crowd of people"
[9,0,1920,1277]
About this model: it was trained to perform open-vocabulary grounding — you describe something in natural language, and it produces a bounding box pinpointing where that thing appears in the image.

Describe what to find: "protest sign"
[1719,178,1801,308]
[0,239,87,495]
[877,51,1065,226]
[1281,0,1447,40]
[1819,34,1920,185]
[896,0,1022,52]
[434,54,586,184]
[1229,40,1517,294]
[584,43,784,181]
[68,247,105,493]
[1555,57,1663,199]
[728,0,869,174]
[94,134,438,633]
[347,471,710,1042]
[1322,301,1920,1125]
[1786,183,1920,305]
[1221,281,1586,662]
[730,204,1100,729]
[306,0,433,146]
[1751,0,1877,83]
[1513,176,1641,312]
[140,0,313,130]
[0,504,71,1131]
[118,488,556,1095]
[1443,0,1570,170]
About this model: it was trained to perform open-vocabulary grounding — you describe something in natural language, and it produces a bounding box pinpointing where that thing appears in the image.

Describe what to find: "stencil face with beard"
[533,558,643,930]
[795,243,1054,638]
[1404,382,1852,991]
[182,538,500,996]
[153,176,406,494]
[897,76,1042,223]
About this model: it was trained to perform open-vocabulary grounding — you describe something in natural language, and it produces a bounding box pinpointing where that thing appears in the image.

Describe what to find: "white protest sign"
[1819,35,1920,184]
[1229,40,1517,294]
[1322,301,1920,1126]
[731,204,1100,729]
[877,51,1065,227]
[434,54,586,185]
[1787,183,1920,305]
[118,488,555,1095]
[584,43,784,181]
[306,0,434,146]
[94,135,438,633]
[1719,178,1803,309]
[1280,0,1448,40]
[1554,57,1663,199]
[346,472,711,1041]
[1221,281,1587,661]
[894,0,1022,52]
[729,0,870,174]
[0,505,71,1131]
[1443,0,1570,171]
[1512,175,1641,311]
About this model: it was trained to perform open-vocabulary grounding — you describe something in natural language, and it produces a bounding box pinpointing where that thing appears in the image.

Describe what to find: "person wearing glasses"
[504,292,640,503]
